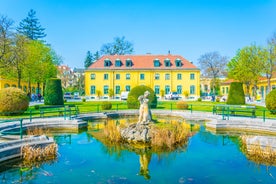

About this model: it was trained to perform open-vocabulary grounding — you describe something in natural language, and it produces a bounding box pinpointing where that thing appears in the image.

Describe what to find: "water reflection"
[88,117,200,179]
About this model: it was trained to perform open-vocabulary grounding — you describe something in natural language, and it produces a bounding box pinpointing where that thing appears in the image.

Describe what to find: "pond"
[0,116,276,184]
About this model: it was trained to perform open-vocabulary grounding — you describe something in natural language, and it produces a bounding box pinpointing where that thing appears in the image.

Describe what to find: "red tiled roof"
[87,54,199,70]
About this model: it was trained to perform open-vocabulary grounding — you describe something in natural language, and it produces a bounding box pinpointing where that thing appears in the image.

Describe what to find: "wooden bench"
[213,105,256,118]
[39,105,79,118]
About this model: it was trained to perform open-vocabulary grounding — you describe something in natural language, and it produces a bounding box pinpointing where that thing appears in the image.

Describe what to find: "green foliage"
[44,78,64,105]
[176,101,188,109]
[265,89,276,114]
[227,45,267,95]
[102,101,112,110]
[82,98,86,102]
[197,98,202,102]
[127,85,157,109]
[84,51,93,69]
[0,87,29,115]
[226,82,245,105]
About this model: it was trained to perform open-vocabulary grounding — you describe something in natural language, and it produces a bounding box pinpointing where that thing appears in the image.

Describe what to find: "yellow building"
[0,76,40,94]
[220,70,276,101]
[84,54,200,99]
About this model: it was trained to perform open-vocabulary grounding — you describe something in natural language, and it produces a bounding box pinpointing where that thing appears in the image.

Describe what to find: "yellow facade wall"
[0,77,41,94]
[220,78,276,101]
[85,69,200,99]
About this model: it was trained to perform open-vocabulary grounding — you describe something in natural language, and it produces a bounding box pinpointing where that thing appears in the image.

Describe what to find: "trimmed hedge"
[127,85,157,109]
[176,101,188,109]
[265,89,276,114]
[0,87,29,115]
[226,82,245,105]
[102,101,112,110]
[44,78,64,105]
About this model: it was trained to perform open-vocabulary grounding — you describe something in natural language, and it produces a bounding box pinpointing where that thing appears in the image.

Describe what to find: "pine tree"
[17,9,46,40]
[84,51,93,68]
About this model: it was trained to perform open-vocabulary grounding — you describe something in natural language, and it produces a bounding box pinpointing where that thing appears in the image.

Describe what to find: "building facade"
[220,71,276,101]
[84,54,200,99]
[0,77,40,93]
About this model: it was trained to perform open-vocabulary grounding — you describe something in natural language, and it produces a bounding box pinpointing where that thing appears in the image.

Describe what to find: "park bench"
[213,105,256,118]
[39,105,79,118]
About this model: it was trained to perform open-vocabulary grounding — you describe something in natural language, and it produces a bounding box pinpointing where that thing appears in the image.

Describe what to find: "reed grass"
[241,136,276,165]
[151,121,190,150]
[26,127,49,135]
[103,120,122,142]
[21,143,58,167]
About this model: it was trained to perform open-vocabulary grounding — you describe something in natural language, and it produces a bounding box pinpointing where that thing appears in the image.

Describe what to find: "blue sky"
[1,0,276,68]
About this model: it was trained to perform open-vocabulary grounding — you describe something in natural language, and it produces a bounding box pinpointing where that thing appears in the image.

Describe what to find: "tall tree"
[84,51,93,68]
[23,40,57,93]
[227,45,266,96]
[265,32,276,93]
[0,15,14,69]
[101,36,134,55]
[8,34,30,88]
[17,9,46,41]
[198,51,228,94]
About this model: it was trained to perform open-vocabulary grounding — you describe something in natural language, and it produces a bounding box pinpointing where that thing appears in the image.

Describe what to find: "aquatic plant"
[103,120,122,142]
[240,136,276,166]
[151,121,191,150]
[21,143,58,167]
[26,127,49,135]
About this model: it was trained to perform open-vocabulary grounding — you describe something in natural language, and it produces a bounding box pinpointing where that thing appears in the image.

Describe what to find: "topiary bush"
[102,101,112,110]
[265,89,276,114]
[226,82,245,105]
[0,87,29,115]
[127,85,157,109]
[44,78,64,105]
[197,97,202,102]
[176,101,188,109]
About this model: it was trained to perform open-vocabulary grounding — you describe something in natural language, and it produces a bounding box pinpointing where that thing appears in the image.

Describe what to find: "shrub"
[176,101,189,110]
[0,87,29,115]
[127,85,157,109]
[197,97,202,102]
[44,78,64,105]
[226,82,245,105]
[102,101,112,110]
[216,97,220,102]
[265,90,276,114]
[82,98,86,102]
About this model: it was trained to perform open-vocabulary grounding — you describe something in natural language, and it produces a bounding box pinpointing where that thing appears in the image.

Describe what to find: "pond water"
[0,117,276,184]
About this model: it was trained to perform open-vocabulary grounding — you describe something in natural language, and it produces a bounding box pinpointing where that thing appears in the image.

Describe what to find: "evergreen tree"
[84,51,93,68]
[17,9,46,41]
[94,51,100,61]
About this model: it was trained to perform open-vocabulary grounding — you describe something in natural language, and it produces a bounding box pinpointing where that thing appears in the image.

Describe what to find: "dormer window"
[175,58,182,67]
[104,58,111,67]
[154,59,160,67]
[115,59,121,67]
[164,58,171,67]
[126,59,132,67]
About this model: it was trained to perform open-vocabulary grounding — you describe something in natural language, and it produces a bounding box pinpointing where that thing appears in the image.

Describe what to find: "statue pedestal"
[120,123,152,143]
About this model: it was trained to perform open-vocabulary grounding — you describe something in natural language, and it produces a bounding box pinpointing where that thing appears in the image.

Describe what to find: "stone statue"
[138,91,152,124]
